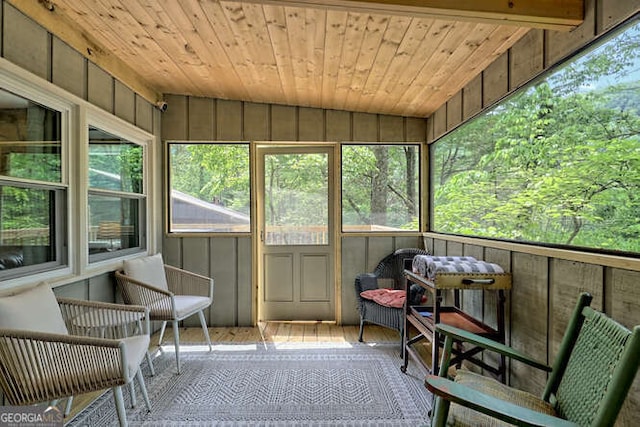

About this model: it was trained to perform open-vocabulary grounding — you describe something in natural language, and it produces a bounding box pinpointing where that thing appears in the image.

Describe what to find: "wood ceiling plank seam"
[201,1,271,103]
[399,21,497,115]
[240,3,287,103]
[163,0,252,101]
[368,18,440,114]
[131,0,212,96]
[320,9,349,109]
[72,0,194,95]
[305,7,327,108]
[332,12,370,112]
[355,14,412,113]
[342,13,390,113]
[389,20,477,115]
[263,5,298,106]
[418,26,530,114]
[285,6,313,107]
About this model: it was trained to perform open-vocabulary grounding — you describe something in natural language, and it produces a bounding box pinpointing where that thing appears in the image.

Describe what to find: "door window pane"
[342,144,420,232]
[264,153,328,245]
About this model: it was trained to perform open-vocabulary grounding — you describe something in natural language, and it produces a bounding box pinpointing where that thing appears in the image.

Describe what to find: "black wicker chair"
[355,248,429,342]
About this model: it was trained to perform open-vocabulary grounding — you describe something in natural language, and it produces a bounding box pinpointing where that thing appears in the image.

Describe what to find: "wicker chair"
[115,253,213,374]
[0,282,152,427]
[426,293,640,427]
[355,248,429,342]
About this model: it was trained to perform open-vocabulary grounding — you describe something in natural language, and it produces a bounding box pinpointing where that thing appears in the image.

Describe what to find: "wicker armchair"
[0,282,152,427]
[355,248,429,342]
[116,253,213,374]
[426,293,640,427]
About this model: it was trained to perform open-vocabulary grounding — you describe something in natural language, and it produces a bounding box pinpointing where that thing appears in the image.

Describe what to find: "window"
[88,126,145,261]
[0,89,66,279]
[342,144,420,232]
[431,17,640,254]
[168,143,250,233]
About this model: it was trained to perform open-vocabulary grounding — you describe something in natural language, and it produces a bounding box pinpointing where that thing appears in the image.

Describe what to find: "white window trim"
[0,58,158,290]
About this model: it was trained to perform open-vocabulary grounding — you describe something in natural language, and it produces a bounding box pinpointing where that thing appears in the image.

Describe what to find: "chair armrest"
[57,297,150,338]
[164,265,214,298]
[425,375,579,427]
[0,329,128,405]
[436,323,551,372]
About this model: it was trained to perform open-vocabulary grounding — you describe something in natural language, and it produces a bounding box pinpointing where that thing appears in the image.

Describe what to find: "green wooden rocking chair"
[426,293,640,427]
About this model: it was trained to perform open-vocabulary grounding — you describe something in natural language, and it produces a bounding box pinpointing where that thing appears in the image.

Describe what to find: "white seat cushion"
[0,282,68,335]
[173,295,211,320]
[123,253,169,291]
[120,334,151,378]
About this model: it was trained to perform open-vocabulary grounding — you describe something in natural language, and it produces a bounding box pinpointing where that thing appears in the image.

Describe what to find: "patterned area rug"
[67,342,431,426]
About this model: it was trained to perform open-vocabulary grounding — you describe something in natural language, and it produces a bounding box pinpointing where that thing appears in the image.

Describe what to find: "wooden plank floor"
[65,322,428,422]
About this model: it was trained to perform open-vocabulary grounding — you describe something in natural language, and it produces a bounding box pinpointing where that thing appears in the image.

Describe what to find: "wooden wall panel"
[446,92,462,131]
[546,0,596,66]
[405,118,426,142]
[298,107,324,141]
[188,97,215,140]
[432,105,447,140]
[162,95,188,140]
[87,62,113,114]
[462,74,482,121]
[341,236,367,326]
[162,236,182,267]
[216,100,242,140]
[549,259,603,357]
[209,237,239,326]
[88,273,117,303]
[326,109,351,141]
[3,4,48,80]
[599,0,639,32]
[244,102,269,141]
[483,53,508,108]
[236,237,253,326]
[114,81,135,124]
[135,96,154,133]
[271,104,296,140]
[181,237,211,326]
[510,252,548,394]
[379,115,403,142]
[54,279,89,300]
[509,29,544,90]
[461,244,484,320]
[352,112,377,142]
[606,267,640,427]
[52,38,86,100]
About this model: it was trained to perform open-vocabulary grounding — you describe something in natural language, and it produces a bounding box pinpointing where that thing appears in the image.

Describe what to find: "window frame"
[84,109,151,266]
[0,67,73,285]
[428,15,640,257]
[166,141,252,236]
[341,142,422,234]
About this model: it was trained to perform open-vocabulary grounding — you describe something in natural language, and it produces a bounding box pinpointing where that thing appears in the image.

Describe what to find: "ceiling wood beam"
[253,0,584,31]
[6,0,163,104]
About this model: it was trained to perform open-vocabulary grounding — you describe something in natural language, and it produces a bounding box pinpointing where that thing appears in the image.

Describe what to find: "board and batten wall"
[0,1,159,300]
[160,95,426,327]
[425,1,640,425]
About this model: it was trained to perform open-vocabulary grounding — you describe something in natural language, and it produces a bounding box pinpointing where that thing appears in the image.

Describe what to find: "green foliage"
[432,20,640,253]
[170,144,250,215]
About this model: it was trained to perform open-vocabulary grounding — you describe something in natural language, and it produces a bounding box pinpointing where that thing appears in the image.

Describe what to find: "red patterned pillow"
[360,288,406,308]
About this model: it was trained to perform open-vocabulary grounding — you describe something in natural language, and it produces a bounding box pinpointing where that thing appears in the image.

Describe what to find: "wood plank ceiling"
[11,1,583,118]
